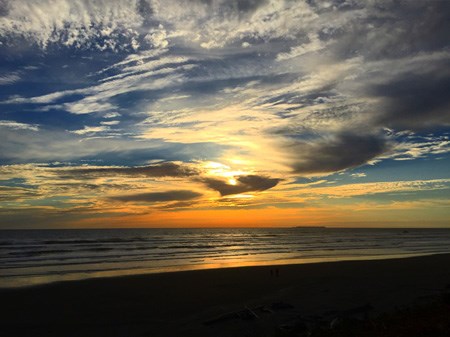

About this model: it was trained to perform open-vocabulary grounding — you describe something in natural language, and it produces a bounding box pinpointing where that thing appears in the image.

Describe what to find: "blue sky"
[0,0,449,228]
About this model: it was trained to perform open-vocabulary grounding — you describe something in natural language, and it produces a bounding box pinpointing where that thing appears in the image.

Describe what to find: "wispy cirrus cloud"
[5,55,193,115]
[69,125,109,135]
[61,162,199,178]
[0,73,20,85]
[0,120,39,131]
[0,0,144,50]
[295,179,450,198]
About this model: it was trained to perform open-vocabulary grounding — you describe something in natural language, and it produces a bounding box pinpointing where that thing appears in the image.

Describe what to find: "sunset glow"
[0,0,449,229]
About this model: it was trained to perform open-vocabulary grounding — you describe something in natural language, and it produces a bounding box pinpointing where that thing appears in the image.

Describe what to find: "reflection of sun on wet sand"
[2,254,450,337]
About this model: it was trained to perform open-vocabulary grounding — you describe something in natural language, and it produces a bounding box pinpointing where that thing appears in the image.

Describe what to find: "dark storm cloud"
[0,0,9,17]
[109,190,202,203]
[298,1,450,134]
[368,0,450,58]
[136,0,153,17]
[369,67,450,130]
[136,0,156,27]
[233,0,268,13]
[197,0,268,13]
[60,162,199,179]
[327,0,450,61]
[200,175,280,196]
[290,133,391,174]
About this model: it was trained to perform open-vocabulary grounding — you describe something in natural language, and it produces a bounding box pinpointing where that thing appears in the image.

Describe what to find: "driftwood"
[204,307,260,325]
[204,302,292,325]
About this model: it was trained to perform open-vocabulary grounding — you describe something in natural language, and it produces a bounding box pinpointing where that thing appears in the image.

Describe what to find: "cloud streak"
[289,133,391,175]
[109,190,202,203]
[0,120,39,131]
[62,162,199,178]
[201,175,281,196]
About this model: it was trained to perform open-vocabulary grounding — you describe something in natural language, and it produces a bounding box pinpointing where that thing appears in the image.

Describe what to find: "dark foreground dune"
[2,254,450,337]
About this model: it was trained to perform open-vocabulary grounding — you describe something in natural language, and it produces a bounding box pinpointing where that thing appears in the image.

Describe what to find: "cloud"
[4,52,194,117]
[0,120,39,131]
[389,133,450,161]
[63,101,118,115]
[0,125,225,165]
[69,126,109,135]
[276,33,325,61]
[0,0,312,52]
[370,67,450,130]
[0,186,40,201]
[103,112,121,118]
[98,54,190,83]
[100,120,120,126]
[58,162,284,199]
[0,0,449,230]
[109,190,202,203]
[0,73,20,85]
[62,162,199,178]
[297,179,450,198]
[200,174,280,196]
[157,200,198,210]
[144,24,168,48]
[334,0,450,61]
[0,0,144,51]
[289,133,391,175]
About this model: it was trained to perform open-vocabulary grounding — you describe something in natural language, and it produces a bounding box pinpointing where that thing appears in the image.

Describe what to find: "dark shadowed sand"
[2,254,450,337]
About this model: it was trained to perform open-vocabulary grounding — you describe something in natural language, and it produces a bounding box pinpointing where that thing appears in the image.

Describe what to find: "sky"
[0,0,449,229]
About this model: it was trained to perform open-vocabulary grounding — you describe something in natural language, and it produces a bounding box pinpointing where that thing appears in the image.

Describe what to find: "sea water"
[1,227,450,287]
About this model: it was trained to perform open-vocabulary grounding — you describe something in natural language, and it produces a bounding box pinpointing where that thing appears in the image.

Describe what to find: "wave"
[1,228,450,286]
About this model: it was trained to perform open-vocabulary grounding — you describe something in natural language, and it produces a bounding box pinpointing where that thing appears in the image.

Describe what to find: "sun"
[228,178,237,185]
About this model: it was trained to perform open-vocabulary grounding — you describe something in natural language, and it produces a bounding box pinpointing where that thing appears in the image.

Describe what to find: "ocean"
[1,227,450,288]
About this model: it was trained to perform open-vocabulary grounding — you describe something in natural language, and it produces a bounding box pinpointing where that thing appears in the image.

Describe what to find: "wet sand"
[2,254,450,337]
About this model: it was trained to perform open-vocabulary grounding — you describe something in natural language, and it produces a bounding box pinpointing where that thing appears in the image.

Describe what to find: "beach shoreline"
[2,253,450,336]
[3,227,450,290]
[1,251,436,289]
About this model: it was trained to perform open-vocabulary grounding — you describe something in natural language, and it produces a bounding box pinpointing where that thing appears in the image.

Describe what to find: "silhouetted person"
[270,269,273,277]
[275,268,279,277]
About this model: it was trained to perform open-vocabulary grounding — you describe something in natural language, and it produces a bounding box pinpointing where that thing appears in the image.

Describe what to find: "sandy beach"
[2,253,450,337]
